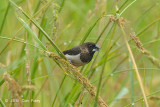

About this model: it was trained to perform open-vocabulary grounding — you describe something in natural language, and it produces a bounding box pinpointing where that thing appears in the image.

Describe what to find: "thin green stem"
[119,0,136,16]
[52,75,66,107]
[0,2,10,34]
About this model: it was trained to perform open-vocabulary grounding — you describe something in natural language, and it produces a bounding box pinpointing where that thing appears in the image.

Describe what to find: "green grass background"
[0,0,160,107]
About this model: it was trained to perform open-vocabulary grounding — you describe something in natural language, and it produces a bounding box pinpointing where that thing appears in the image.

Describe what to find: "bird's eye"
[89,45,92,47]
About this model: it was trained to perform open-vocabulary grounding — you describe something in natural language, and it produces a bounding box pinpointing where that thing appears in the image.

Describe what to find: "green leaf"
[16,16,47,51]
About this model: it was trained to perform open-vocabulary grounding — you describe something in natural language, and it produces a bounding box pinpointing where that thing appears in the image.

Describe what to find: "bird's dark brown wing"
[80,53,93,63]
[63,46,81,55]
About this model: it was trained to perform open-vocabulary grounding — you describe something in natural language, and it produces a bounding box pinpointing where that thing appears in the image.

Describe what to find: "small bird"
[63,42,100,67]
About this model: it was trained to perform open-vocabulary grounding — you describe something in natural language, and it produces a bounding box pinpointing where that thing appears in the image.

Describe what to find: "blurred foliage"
[0,0,160,107]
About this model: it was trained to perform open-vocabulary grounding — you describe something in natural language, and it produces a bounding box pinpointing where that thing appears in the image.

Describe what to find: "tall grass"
[0,0,160,107]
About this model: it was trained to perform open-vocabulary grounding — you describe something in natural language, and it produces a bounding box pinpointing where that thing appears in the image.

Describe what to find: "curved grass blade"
[124,89,160,107]
[9,0,66,59]
[136,18,160,36]
[21,11,66,59]
[0,99,6,107]
[0,36,44,51]
[0,57,26,86]
[0,0,52,56]
[95,20,111,43]
[16,16,47,51]
[116,0,129,14]
[79,16,103,45]
[119,0,136,17]
[0,57,26,76]
[110,88,129,106]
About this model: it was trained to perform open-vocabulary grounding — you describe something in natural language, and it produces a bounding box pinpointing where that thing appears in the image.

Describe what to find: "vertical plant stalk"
[25,32,31,85]
[120,25,149,107]
[129,57,134,107]
[0,2,10,34]
[94,21,116,107]
[52,75,66,107]
[25,32,31,107]
[94,55,107,107]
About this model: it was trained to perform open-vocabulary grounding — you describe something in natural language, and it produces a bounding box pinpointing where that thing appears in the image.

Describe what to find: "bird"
[63,42,100,67]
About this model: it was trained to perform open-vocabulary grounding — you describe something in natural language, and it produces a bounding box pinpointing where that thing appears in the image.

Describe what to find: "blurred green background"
[0,0,160,107]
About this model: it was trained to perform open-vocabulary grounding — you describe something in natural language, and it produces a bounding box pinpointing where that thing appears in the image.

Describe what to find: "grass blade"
[79,16,103,45]
[16,16,47,51]
[9,0,66,59]
[0,2,10,34]
[0,99,6,107]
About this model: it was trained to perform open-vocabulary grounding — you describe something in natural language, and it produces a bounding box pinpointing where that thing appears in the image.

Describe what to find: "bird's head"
[83,42,100,54]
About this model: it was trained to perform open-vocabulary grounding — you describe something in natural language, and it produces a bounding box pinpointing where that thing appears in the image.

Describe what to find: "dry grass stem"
[150,96,160,100]
[74,90,86,107]
[0,62,6,68]
[107,15,116,22]
[107,15,128,27]
[3,72,23,107]
[117,17,128,27]
[119,23,149,107]
[130,32,160,68]
[3,73,36,107]
[44,51,108,107]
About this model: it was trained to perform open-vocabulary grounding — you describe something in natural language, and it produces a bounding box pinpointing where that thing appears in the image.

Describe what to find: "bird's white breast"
[65,54,86,66]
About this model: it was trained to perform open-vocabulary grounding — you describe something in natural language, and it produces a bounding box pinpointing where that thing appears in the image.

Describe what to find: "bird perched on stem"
[63,42,100,67]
